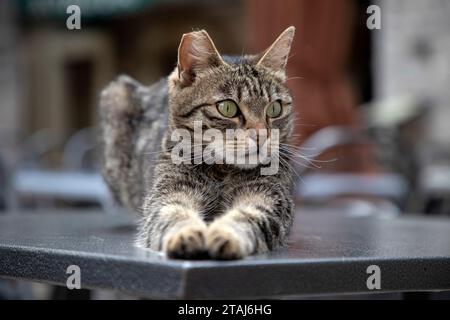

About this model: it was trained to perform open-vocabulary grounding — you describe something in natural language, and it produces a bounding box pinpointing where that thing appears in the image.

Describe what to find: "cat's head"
[167,27,295,170]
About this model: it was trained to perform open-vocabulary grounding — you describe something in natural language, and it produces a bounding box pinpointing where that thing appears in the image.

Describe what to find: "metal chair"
[62,127,99,171]
[8,128,115,213]
[293,126,409,212]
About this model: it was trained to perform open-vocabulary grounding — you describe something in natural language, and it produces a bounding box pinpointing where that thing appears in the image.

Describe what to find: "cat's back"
[132,77,170,192]
[99,75,169,211]
[137,76,169,126]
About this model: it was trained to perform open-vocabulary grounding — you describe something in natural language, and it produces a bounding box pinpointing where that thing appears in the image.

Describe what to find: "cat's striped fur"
[100,27,296,259]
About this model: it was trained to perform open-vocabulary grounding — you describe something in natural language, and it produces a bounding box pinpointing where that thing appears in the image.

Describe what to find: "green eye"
[267,101,282,118]
[217,100,238,118]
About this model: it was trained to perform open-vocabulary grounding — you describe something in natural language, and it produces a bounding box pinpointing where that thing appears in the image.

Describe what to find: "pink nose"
[247,123,268,145]
[247,122,266,131]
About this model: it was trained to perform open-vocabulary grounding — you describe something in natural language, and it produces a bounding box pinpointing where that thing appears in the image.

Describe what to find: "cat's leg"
[137,165,211,259]
[141,197,208,259]
[206,179,294,260]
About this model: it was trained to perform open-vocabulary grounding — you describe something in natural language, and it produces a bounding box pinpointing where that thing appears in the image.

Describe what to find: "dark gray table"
[0,209,449,299]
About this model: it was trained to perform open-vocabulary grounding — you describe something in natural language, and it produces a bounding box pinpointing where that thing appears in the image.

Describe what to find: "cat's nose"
[247,123,268,145]
[246,121,266,131]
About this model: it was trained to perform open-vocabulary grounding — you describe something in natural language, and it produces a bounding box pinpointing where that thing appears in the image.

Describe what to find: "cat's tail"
[99,75,168,213]
[99,75,146,213]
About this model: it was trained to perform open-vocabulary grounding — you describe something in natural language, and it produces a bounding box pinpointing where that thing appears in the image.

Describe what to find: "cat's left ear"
[177,30,225,87]
[256,26,295,76]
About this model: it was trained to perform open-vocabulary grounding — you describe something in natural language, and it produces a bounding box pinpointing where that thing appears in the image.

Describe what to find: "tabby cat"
[100,27,296,259]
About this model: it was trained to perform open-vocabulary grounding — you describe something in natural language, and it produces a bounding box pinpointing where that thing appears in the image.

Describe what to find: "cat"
[99,26,296,260]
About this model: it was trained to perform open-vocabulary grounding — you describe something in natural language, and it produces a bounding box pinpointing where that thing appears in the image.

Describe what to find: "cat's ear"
[177,30,225,87]
[256,26,295,76]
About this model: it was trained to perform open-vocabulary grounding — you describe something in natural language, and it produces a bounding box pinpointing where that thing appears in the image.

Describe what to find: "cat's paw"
[164,224,208,259]
[206,225,250,260]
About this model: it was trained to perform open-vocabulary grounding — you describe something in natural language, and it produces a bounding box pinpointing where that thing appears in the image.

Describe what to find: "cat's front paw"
[206,225,251,260]
[164,224,208,259]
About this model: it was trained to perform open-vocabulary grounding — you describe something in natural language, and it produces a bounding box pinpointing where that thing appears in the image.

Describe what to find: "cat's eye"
[266,101,282,118]
[217,100,238,118]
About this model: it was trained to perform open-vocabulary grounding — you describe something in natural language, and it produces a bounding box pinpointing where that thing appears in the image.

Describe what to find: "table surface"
[0,209,450,299]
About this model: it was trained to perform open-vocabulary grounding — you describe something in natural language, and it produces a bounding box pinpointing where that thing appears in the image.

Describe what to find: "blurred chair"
[294,126,409,213]
[418,164,450,215]
[10,169,114,212]
[8,128,115,213]
[19,128,65,169]
[62,127,99,171]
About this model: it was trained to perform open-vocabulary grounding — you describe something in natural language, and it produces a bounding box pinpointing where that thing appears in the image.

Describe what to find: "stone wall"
[373,0,450,149]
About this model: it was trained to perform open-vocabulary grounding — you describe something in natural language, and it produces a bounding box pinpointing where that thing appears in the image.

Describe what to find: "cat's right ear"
[256,26,295,77]
[177,30,225,87]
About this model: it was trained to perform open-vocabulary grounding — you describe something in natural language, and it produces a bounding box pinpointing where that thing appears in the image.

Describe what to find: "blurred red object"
[247,0,380,173]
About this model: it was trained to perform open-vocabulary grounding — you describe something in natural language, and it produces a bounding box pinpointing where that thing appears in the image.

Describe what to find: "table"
[0,209,449,299]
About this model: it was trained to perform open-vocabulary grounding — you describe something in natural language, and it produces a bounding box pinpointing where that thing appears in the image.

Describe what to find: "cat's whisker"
[279,146,320,159]
[281,147,338,164]
[280,153,322,171]
[279,149,322,163]
[279,157,305,185]
[286,76,305,81]
[279,148,325,169]
[279,143,317,151]
[288,156,322,170]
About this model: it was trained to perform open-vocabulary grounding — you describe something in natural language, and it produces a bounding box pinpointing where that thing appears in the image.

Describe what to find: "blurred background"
[0,0,450,299]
